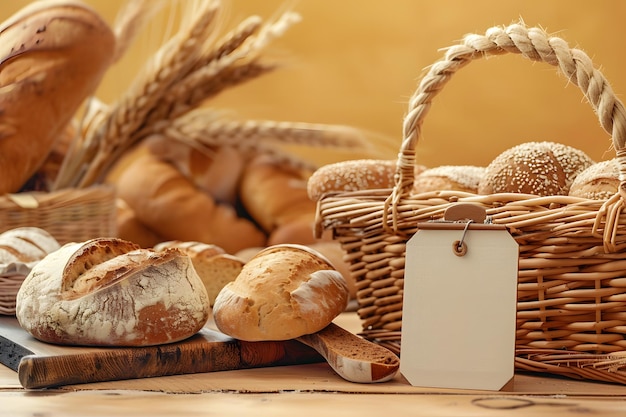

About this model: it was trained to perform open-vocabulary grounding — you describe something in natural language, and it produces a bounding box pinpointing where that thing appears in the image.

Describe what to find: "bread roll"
[16,238,210,346]
[412,165,485,194]
[478,141,594,196]
[568,158,620,200]
[213,244,349,341]
[154,241,243,306]
[0,0,115,193]
[308,159,427,201]
[115,152,267,254]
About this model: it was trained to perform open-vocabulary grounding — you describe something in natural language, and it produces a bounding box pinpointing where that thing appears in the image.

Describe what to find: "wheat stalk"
[139,15,267,129]
[161,108,371,171]
[54,0,221,189]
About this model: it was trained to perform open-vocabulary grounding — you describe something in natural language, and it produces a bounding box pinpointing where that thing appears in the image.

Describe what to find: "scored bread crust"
[16,238,210,346]
[213,244,349,341]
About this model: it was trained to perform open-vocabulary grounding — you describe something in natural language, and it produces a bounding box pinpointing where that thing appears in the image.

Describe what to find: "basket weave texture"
[0,185,117,314]
[315,24,626,384]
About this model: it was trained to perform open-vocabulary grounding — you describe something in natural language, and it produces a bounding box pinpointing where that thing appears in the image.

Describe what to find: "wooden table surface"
[3,312,626,417]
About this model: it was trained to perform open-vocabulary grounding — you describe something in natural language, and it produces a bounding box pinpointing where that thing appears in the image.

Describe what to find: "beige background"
[4,0,626,168]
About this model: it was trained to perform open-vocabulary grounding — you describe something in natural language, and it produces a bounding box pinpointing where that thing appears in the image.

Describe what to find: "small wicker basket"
[315,24,626,384]
[0,185,117,314]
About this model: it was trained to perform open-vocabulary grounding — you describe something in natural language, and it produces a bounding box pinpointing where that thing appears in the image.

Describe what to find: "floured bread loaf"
[154,241,244,306]
[16,238,210,346]
[0,227,60,264]
[213,244,349,341]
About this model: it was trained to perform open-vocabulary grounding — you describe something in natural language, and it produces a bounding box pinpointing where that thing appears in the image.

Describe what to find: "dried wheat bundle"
[54,0,368,190]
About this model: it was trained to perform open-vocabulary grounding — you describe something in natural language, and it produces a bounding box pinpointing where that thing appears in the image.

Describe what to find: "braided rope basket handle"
[388,24,626,235]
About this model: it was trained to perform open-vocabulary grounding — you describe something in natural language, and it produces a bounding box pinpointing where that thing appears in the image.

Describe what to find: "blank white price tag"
[400,217,518,391]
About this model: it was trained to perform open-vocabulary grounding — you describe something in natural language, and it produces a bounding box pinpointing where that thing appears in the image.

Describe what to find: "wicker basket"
[315,23,626,384]
[0,185,117,314]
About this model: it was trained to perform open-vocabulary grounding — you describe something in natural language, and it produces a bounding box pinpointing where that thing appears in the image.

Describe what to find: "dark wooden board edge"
[1,326,324,389]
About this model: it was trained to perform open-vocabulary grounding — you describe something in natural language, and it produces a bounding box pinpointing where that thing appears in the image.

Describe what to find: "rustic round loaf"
[478,141,594,196]
[568,158,620,200]
[16,238,210,346]
[412,165,485,194]
[213,244,349,341]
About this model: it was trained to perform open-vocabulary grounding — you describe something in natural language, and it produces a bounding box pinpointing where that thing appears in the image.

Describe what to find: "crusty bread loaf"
[16,238,210,346]
[0,0,115,193]
[0,227,60,265]
[307,159,427,201]
[115,198,165,248]
[213,244,349,341]
[154,240,243,306]
[239,155,317,236]
[145,136,245,206]
[478,141,594,196]
[115,152,267,254]
[412,165,485,194]
[568,158,620,200]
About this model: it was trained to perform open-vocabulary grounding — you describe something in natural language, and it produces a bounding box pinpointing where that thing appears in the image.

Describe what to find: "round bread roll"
[568,158,620,200]
[154,241,243,306]
[16,238,210,346]
[412,165,485,194]
[307,159,428,201]
[213,244,349,341]
[478,141,595,196]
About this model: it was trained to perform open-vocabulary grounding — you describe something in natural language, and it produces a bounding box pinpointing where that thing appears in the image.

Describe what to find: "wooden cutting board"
[0,316,323,389]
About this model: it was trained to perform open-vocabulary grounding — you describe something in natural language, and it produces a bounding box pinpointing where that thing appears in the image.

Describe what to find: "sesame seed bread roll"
[478,141,594,196]
[412,165,485,194]
[568,158,620,200]
[213,244,349,341]
[16,238,210,347]
[307,159,428,201]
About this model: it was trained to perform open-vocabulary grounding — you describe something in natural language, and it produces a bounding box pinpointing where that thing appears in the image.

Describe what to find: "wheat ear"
[62,0,221,189]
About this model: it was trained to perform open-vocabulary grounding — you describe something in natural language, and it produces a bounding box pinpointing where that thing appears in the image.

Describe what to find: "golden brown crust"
[213,244,349,341]
[115,153,267,254]
[240,155,317,234]
[0,1,115,193]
